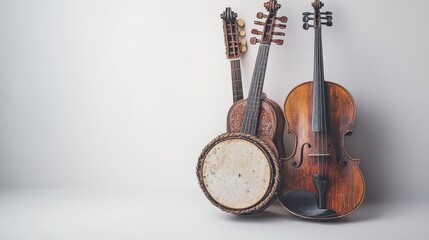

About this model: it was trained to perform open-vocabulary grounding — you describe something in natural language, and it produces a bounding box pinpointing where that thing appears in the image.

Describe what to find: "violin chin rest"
[280,190,337,219]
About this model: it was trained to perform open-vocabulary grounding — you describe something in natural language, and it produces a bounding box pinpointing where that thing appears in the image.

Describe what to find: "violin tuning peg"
[321,11,332,15]
[272,39,284,45]
[237,18,245,27]
[322,21,333,27]
[251,29,263,35]
[276,16,288,23]
[275,23,287,29]
[322,16,333,21]
[257,12,268,19]
[273,31,285,36]
[303,23,314,30]
[254,20,264,26]
[303,12,314,16]
[239,30,246,37]
[303,15,314,22]
[250,37,261,45]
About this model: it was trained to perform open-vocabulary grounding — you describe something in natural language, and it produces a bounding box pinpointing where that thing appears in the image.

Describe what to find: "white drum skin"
[197,133,280,215]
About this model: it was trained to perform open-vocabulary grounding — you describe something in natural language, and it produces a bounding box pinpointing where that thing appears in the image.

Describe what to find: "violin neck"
[241,44,270,135]
[230,59,244,103]
[312,27,327,132]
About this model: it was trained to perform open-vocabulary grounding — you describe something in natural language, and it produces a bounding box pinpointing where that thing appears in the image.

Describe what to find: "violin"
[279,0,365,220]
[197,0,287,215]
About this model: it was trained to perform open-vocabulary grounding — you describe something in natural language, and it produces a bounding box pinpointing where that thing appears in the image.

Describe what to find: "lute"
[197,0,287,215]
[221,8,247,103]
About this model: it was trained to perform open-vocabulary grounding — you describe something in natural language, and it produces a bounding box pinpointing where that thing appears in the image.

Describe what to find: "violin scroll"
[303,0,333,30]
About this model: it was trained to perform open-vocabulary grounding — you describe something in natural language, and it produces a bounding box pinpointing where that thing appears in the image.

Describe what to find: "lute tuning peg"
[274,23,287,29]
[237,18,245,27]
[251,29,263,35]
[250,37,261,45]
[271,39,284,45]
[272,32,285,36]
[240,38,247,46]
[257,12,268,19]
[276,16,288,23]
[254,20,264,26]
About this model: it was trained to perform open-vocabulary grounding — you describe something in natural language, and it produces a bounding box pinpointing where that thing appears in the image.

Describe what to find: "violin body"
[227,98,286,159]
[280,81,365,219]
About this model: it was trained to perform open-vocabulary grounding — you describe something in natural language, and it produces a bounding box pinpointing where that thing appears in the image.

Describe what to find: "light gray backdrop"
[1,0,428,207]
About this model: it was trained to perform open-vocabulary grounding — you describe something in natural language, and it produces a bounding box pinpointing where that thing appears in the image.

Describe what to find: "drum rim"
[196,132,281,215]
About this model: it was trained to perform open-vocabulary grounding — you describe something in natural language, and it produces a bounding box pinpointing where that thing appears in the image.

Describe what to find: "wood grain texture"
[280,81,365,219]
[227,98,286,159]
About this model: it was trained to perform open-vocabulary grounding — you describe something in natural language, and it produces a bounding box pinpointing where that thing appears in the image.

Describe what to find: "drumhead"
[197,133,280,214]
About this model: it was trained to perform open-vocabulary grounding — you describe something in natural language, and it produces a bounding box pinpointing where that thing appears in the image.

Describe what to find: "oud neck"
[230,59,243,103]
[312,27,326,132]
[241,44,270,135]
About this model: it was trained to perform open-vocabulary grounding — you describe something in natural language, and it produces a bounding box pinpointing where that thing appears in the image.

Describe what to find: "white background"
[0,0,428,239]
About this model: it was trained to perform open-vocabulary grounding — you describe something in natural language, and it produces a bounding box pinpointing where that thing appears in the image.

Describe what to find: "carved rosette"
[228,100,276,140]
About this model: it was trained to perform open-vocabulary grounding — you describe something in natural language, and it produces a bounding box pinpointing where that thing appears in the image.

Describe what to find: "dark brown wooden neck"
[241,44,270,135]
[312,27,326,132]
[230,59,243,103]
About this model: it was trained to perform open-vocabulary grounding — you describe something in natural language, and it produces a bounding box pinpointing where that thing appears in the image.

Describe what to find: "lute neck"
[241,44,270,135]
[230,59,243,103]
[312,27,327,132]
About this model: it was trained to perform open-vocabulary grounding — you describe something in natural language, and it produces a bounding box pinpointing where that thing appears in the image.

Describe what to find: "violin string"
[318,27,323,175]
[320,27,327,176]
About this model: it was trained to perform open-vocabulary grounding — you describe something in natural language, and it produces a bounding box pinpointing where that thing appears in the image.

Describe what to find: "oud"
[279,0,365,220]
[197,0,287,215]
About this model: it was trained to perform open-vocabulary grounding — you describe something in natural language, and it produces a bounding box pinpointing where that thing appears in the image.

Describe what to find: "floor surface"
[0,188,426,240]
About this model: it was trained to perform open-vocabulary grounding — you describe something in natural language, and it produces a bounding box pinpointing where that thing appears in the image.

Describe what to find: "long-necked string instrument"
[221,8,247,103]
[279,0,365,220]
[197,0,287,215]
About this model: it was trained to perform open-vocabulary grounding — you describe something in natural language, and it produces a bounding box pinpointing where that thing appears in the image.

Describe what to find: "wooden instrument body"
[281,81,365,219]
[227,98,286,159]
[197,1,287,215]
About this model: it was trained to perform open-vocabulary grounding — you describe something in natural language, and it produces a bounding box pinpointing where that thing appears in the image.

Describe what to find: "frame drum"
[196,133,280,215]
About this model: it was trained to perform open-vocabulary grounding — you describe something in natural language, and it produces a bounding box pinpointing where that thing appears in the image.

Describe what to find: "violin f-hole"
[328,143,347,167]
[293,143,311,168]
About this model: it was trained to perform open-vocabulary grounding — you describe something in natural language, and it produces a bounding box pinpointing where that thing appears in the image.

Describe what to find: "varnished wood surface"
[280,81,365,219]
[227,98,286,159]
